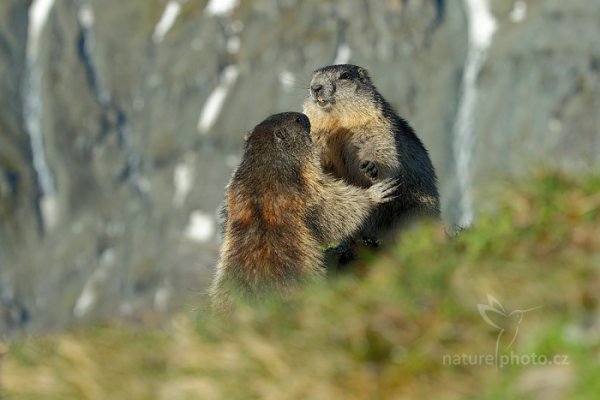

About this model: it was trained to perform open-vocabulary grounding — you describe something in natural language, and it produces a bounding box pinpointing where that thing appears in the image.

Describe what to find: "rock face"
[0,0,598,336]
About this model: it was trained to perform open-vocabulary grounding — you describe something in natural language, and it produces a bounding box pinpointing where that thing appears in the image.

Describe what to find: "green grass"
[3,172,600,399]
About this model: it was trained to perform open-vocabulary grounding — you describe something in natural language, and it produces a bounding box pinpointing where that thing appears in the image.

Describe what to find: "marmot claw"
[360,160,379,179]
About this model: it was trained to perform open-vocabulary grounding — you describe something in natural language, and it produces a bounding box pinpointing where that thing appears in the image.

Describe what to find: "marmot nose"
[311,84,323,96]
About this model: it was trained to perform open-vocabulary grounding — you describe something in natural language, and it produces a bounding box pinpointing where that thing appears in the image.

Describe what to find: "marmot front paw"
[368,178,398,204]
[360,160,379,180]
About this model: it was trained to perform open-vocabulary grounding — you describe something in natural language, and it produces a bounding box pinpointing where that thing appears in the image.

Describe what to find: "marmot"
[303,64,440,246]
[209,112,397,313]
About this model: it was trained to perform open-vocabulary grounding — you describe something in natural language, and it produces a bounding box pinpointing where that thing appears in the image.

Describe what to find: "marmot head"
[304,64,374,116]
[239,112,312,180]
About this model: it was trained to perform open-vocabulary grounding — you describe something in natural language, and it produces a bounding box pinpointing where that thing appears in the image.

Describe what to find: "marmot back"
[303,64,440,243]
[209,112,397,314]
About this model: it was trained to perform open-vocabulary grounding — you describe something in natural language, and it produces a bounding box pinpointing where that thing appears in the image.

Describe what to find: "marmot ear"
[357,67,371,84]
[243,131,252,141]
[274,129,286,141]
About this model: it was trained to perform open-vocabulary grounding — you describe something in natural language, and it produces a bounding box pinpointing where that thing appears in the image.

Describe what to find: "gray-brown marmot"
[303,64,440,248]
[209,112,397,313]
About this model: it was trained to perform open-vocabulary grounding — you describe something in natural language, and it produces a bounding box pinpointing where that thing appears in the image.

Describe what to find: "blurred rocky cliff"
[0,0,598,336]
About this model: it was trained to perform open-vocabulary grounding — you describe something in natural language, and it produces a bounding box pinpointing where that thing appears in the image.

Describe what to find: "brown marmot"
[209,112,397,313]
[303,64,440,247]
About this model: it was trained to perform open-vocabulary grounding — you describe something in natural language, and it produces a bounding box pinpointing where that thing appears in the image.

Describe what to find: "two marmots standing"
[209,112,398,314]
[210,65,439,312]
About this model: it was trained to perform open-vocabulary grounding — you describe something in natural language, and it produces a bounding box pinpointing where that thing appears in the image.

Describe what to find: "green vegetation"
[3,172,600,399]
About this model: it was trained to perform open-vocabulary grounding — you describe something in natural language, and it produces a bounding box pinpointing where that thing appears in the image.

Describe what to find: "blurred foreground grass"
[3,172,600,399]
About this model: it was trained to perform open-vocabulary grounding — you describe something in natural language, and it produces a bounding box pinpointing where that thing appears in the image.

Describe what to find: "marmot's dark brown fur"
[209,112,397,313]
[303,64,440,244]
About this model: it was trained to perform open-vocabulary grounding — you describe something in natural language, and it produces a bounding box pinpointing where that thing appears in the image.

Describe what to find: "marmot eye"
[339,72,352,80]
